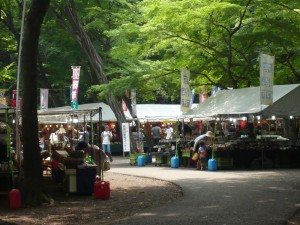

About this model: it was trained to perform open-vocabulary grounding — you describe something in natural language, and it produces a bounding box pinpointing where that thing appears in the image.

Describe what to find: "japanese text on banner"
[122,123,130,153]
[181,68,191,112]
[71,66,81,109]
[260,54,275,105]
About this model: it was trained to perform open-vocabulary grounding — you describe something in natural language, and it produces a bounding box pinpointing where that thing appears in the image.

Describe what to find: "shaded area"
[0,173,182,225]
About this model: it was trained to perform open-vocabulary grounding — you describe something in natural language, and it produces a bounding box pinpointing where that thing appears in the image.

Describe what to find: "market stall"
[0,104,18,194]
[133,104,210,167]
[184,84,300,169]
[38,102,133,153]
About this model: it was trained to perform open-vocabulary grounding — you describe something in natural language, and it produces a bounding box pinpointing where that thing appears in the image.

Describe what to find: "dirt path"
[0,172,182,225]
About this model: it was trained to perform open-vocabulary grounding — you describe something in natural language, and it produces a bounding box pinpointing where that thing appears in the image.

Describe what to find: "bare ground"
[0,172,182,225]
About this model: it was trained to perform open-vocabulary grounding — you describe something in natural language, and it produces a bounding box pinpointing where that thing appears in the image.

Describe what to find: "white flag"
[181,68,191,113]
[260,53,275,105]
[40,89,49,111]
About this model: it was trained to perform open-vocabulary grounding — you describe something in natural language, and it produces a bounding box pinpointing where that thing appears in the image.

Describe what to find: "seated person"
[86,143,108,175]
[0,133,9,162]
[69,141,88,159]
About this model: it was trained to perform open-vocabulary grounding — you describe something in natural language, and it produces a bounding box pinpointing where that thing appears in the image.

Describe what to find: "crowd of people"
[37,123,116,177]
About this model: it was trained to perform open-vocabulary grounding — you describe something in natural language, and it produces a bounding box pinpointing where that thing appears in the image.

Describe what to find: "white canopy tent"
[135,104,197,122]
[38,102,132,124]
[185,84,300,118]
[263,84,300,117]
[136,104,182,122]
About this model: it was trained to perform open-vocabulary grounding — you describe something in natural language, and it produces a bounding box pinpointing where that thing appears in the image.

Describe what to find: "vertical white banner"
[131,89,137,118]
[260,53,275,105]
[181,68,191,112]
[122,123,130,153]
[71,66,81,109]
[40,88,49,111]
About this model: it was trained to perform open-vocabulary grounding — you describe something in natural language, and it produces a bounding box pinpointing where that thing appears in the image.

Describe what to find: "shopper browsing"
[197,141,207,170]
[101,125,113,162]
[165,124,174,140]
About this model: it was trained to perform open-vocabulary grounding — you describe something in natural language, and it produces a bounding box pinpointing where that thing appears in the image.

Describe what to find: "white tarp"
[186,84,300,118]
[263,84,300,117]
[38,102,132,124]
[136,104,183,121]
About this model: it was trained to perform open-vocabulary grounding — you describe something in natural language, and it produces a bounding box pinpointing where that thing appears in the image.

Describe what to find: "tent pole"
[15,0,26,173]
[98,107,102,178]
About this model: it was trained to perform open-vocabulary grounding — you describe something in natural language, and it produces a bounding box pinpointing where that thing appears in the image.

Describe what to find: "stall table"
[151,152,172,166]
[0,170,19,195]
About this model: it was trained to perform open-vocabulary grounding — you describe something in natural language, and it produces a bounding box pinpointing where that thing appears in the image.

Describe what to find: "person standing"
[192,130,214,152]
[73,125,90,144]
[101,125,113,162]
[39,131,46,151]
[151,123,162,146]
[165,124,174,140]
[197,141,207,170]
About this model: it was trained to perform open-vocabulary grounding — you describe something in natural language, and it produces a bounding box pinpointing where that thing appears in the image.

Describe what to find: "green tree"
[107,0,300,97]
[0,0,66,107]
[50,0,139,151]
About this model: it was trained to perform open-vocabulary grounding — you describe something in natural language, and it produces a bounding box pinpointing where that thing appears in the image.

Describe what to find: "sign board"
[180,68,191,112]
[260,53,275,105]
[122,123,130,153]
[71,66,81,109]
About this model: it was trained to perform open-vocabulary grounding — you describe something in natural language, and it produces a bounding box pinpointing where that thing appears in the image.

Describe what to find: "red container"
[94,181,110,199]
[9,189,21,209]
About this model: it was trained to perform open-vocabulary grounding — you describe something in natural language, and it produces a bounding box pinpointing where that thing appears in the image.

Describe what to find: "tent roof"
[38,102,132,123]
[136,104,182,121]
[186,84,300,118]
[263,84,300,117]
[135,104,197,121]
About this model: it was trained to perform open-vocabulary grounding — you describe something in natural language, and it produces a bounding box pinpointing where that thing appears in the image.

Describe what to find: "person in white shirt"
[73,125,90,144]
[165,124,174,140]
[101,125,113,162]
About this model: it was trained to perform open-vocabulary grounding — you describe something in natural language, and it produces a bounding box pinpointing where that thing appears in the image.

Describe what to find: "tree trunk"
[52,0,137,152]
[21,0,51,206]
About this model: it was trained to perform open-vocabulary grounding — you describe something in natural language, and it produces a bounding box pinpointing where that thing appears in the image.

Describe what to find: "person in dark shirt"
[69,141,88,158]
[151,123,162,146]
[0,133,9,162]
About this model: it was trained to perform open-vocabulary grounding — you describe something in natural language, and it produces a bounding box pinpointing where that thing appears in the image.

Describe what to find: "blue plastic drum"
[171,156,179,168]
[208,158,217,171]
[137,155,145,167]
[147,153,152,164]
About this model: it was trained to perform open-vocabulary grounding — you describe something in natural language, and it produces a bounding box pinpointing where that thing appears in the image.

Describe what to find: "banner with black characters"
[260,53,275,105]
[180,68,191,112]
[71,66,81,109]
[122,123,130,153]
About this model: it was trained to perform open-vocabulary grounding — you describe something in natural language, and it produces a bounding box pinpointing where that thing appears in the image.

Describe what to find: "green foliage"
[106,0,300,98]
[0,63,16,89]
[0,0,300,105]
